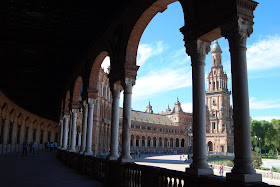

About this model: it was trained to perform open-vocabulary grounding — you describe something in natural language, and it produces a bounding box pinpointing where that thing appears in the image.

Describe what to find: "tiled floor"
[0,150,103,187]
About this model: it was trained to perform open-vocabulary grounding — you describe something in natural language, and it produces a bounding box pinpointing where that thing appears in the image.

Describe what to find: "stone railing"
[57,149,275,187]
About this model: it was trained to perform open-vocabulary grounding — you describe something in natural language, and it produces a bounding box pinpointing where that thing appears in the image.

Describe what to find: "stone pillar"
[156,140,159,148]
[69,109,78,152]
[80,102,88,154]
[68,114,73,149]
[145,139,147,147]
[78,132,81,146]
[133,137,136,147]
[59,119,63,148]
[139,139,142,147]
[185,39,213,176]
[173,141,176,148]
[62,115,69,150]
[119,78,135,163]
[150,140,153,147]
[107,84,122,160]
[161,140,164,148]
[221,17,261,183]
[84,98,96,155]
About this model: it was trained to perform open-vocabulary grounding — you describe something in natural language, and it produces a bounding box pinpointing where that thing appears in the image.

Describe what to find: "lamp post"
[255,136,261,158]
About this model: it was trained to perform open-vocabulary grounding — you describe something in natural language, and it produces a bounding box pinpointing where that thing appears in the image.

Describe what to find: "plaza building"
[81,40,234,156]
[1,0,265,185]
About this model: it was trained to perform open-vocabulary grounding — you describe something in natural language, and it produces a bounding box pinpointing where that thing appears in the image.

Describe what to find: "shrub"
[252,151,262,169]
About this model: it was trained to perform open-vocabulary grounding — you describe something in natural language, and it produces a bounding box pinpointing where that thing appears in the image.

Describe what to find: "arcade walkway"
[0,150,102,187]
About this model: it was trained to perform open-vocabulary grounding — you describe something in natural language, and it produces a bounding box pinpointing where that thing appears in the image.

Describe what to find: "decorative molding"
[185,39,211,66]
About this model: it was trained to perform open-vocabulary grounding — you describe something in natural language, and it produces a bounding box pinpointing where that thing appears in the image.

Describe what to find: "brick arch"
[88,51,109,92]
[125,0,177,65]
[9,109,17,123]
[72,76,83,109]
[64,91,70,115]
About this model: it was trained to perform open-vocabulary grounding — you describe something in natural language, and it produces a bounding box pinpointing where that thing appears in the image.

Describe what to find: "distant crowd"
[22,140,58,157]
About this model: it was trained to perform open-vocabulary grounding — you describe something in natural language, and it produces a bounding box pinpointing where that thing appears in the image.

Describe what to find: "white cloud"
[247,35,280,70]
[181,102,192,113]
[137,41,164,66]
[132,68,192,101]
[250,97,280,109]
[252,116,280,122]
[101,56,110,73]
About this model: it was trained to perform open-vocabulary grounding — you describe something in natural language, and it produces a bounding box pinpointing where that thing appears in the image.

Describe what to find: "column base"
[185,167,213,176]
[107,152,119,160]
[226,173,262,183]
[118,157,134,163]
[61,147,67,150]
[69,148,76,153]
[84,150,93,156]
[79,150,85,154]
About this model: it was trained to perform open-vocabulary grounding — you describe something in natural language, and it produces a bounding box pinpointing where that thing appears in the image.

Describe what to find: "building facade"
[74,40,233,155]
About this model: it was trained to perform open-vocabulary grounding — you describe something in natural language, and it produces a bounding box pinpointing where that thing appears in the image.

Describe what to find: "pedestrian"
[50,142,53,152]
[54,142,57,151]
[22,140,28,157]
[180,155,182,160]
[29,141,33,152]
[32,141,37,155]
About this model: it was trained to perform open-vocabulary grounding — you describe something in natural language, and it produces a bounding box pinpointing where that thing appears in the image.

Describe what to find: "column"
[69,109,78,152]
[119,78,135,163]
[185,39,213,175]
[173,141,176,148]
[78,132,81,146]
[68,114,73,149]
[133,137,136,147]
[84,98,96,155]
[107,83,122,160]
[150,140,153,147]
[156,139,159,148]
[62,115,69,150]
[59,119,63,148]
[221,17,261,182]
[80,102,88,154]
[145,139,147,147]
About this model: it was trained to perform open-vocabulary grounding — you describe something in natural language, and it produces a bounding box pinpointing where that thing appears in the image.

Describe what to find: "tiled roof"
[119,108,176,126]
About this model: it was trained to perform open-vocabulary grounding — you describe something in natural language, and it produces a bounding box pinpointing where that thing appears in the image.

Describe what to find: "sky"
[102,0,280,122]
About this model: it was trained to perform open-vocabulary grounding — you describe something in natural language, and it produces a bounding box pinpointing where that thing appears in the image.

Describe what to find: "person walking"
[32,141,38,155]
[22,140,28,157]
[50,142,53,152]
[54,142,57,151]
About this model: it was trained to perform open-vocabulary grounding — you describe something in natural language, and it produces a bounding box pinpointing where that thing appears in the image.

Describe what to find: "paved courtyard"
[135,154,280,186]
[0,151,102,187]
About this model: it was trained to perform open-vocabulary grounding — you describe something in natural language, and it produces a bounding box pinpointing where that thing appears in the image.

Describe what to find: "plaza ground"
[135,154,280,186]
[0,151,102,187]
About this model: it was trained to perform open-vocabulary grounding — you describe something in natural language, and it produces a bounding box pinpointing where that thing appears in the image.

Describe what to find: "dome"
[211,40,222,53]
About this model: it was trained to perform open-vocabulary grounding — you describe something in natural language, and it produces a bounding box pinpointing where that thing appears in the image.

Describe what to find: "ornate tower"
[206,40,233,152]
[145,101,153,114]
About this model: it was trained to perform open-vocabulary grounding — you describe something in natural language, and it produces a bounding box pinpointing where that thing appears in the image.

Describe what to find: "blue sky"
[102,0,280,121]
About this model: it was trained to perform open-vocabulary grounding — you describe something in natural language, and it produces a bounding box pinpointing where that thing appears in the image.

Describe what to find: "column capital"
[185,39,211,66]
[110,83,123,98]
[221,17,254,49]
[87,98,96,108]
[63,114,70,120]
[71,109,78,114]
[121,78,135,94]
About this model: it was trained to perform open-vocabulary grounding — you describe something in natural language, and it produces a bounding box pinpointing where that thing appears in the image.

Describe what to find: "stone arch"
[164,137,168,147]
[125,0,177,65]
[208,141,213,152]
[72,76,83,109]
[136,135,140,147]
[88,51,109,92]
[64,91,70,115]
[153,137,156,147]
[159,137,163,147]
[176,138,180,147]
[170,138,174,147]
[181,138,185,147]
[141,136,145,147]
[147,136,151,147]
